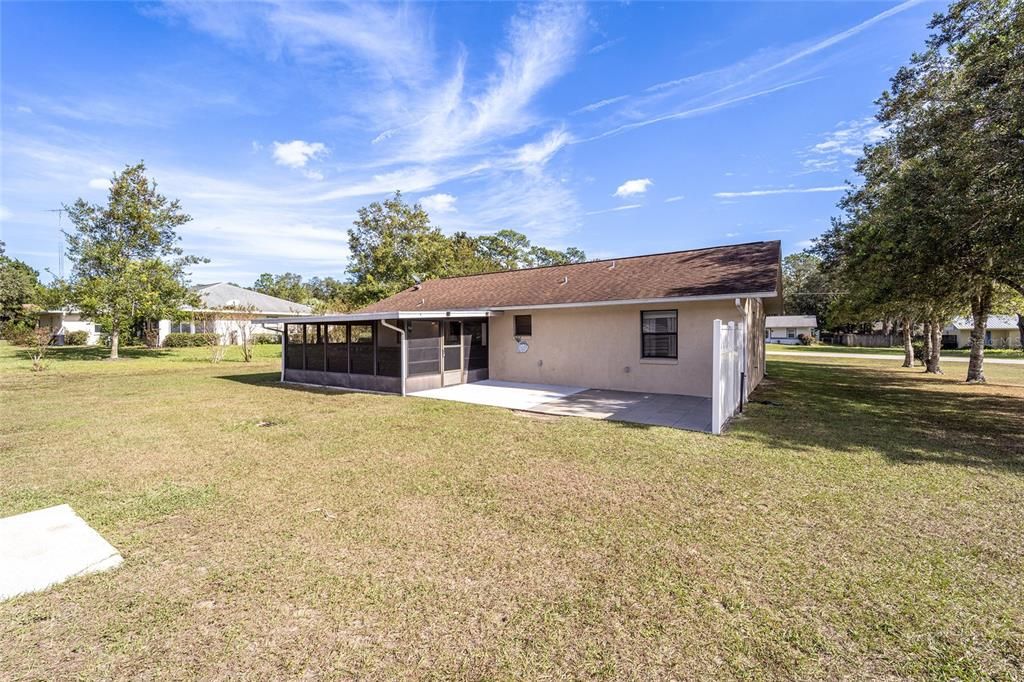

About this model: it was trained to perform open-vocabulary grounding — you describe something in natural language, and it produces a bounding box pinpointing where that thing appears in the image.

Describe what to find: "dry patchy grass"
[1,344,1022,679]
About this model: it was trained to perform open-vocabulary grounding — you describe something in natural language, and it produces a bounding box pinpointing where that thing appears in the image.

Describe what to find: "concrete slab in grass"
[0,504,122,602]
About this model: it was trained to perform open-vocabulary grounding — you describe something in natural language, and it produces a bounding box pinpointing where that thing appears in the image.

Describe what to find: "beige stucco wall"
[488,299,766,398]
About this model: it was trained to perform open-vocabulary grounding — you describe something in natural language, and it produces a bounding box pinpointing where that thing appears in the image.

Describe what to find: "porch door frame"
[442,319,464,386]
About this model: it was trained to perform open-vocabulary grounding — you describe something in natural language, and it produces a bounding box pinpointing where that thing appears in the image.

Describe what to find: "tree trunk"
[922,321,932,369]
[925,319,943,374]
[109,325,120,360]
[1017,313,1024,350]
[966,283,993,383]
[902,318,914,367]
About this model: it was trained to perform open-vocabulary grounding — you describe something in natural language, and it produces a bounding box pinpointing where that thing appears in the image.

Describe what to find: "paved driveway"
[411,380,712,432]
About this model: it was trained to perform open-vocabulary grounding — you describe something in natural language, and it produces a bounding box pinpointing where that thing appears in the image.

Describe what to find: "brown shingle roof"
[357,240,782,313]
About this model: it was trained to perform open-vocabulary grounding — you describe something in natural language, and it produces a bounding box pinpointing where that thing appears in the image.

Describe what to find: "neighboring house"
[154,282,312,346]
[37,283,311,346]
[36,310,103,345]
[258,241,782,411]
[943,315,1023,349]
[765,315,817,345]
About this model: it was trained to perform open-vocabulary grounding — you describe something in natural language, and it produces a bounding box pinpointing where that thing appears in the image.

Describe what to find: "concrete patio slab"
[411,379,587,410]
[411,381,712,432]
[0,504,123,602]
[532,389,713,431]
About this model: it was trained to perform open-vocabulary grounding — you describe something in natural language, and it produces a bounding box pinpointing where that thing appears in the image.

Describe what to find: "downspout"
[380,319,407,396]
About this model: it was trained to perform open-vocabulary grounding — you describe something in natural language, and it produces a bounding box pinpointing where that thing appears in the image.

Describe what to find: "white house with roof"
[38,283,311,346]
[155,282,312,346]
[943,315,1022,349]
[765,315,817,344]
[35,310,104,345]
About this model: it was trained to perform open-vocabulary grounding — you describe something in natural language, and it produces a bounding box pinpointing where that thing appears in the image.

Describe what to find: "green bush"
[64,330,89,345]
[253,334,281,344]
[3,322,43,346]
[164,332,219,347]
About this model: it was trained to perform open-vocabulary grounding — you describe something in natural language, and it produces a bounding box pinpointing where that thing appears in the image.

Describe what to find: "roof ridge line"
[424,240,780,284]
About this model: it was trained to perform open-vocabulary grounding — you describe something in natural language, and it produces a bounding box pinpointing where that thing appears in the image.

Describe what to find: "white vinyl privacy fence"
[711,319,746,435]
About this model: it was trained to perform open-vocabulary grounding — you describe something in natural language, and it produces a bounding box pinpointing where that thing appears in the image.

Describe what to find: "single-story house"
[37,283,311,346]
[258,241,783,429]
[35,310,103,346]
[154,282,312,346]
[765,315,817,344]
[943,315,1023,349]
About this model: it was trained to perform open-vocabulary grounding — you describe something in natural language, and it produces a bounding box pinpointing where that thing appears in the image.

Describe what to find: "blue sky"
[1,0,937,285]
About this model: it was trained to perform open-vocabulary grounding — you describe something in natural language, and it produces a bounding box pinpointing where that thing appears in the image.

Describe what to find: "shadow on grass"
[215,372,381,397]
[19,345,172,361]
[735,360,1024,473]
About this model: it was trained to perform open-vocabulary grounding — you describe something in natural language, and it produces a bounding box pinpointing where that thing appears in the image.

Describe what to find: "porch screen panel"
[285,324,304,370]
[326,324,348,373]
[406,321,440,375]
[376,321,401,377]
[464,321,488,370]
[349,324,374,375]
[304,324,325,371]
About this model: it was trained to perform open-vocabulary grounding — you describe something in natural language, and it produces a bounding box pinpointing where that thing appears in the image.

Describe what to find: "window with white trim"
[641,310,678,359]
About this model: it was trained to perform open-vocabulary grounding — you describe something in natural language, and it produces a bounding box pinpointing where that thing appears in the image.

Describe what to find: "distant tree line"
[811,0,1023,382]
[252,191,586,312]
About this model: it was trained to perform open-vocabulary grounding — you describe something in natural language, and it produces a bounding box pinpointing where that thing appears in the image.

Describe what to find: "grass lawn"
[768,343,1024,358]
[2,343,1022,678]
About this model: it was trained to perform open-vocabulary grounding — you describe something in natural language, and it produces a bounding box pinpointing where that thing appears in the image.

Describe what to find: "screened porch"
[272,312,493,394]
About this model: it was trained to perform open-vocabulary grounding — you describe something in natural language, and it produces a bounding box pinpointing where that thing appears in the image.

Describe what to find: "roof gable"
[193,283,312,315]
[766,315,817,327]
[358,241,782,313]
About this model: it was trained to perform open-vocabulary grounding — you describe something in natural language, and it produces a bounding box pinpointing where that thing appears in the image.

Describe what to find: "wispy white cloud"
[748,0,925,82]
[571,0,921,142]
[382,3,586,166]
[571,95,628,115]
[613,178,653,198]
[0,206,12,222]
[802,117,887,172]
[588,37,623,55]
[420,193,458,214]
[585,204,641,216]
[513,126,572,169]
[158,1,433,84]
[87,178,110,190]
[583,79,818,142]
[664,195,684,203]
[441,170,582,241]
[714,186,846,198]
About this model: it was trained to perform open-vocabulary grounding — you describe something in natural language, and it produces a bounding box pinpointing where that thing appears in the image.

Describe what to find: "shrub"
[253,334,281,344]
[4,322,43,346]
[64,330,89,345]
[912,341,925,361]
[164,332,219,347]
[797,333,813,346]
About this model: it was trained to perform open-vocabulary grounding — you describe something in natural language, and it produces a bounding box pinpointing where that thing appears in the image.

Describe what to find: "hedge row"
[164,332,219,347]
